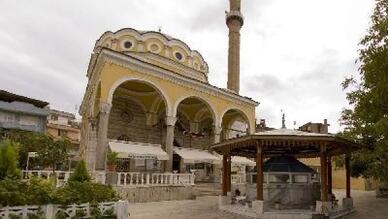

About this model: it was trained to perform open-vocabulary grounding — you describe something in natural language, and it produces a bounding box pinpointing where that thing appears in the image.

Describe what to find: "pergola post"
[222,155,228,196]
[316,144,330,213]
[320,146,328,202]
[342,152,354,209]
[252,143,266,215]
[328,156,332,195]
[256,145,263,200]
[345,153,351,198]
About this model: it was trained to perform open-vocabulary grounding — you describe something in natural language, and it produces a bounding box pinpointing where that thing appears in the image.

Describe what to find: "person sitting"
[328,193,338,209]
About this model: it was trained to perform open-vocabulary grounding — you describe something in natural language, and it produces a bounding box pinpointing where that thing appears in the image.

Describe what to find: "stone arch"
[107,76,172,116]
[219,107,252,137]
[172,95,217,126]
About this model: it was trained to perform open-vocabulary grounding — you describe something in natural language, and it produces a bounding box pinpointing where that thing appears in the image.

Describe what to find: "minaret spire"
[226,0,244,93]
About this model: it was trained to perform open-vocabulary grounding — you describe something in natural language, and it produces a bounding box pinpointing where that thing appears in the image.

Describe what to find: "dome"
[264,156,316,173]
[94,28,209,82]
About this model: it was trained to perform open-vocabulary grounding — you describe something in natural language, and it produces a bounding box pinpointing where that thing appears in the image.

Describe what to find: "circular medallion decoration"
[120,110,134,123]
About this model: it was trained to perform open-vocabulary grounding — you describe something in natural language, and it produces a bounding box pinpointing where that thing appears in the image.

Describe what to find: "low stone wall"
[246,183,320,208]
[115,186,196,203]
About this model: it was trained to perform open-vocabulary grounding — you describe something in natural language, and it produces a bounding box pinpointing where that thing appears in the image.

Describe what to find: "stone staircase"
[195,183,222,196]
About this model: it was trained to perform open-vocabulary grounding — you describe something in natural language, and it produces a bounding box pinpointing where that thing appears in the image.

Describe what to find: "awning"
[173,147,221,164]
[109,140,169,160]
[231,156,256,166]
[214,153,256,166]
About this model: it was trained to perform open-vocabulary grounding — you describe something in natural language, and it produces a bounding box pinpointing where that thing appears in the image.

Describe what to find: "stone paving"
[128,189,388,219]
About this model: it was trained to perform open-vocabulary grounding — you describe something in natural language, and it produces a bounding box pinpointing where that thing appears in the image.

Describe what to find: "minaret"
[226,0,244,93]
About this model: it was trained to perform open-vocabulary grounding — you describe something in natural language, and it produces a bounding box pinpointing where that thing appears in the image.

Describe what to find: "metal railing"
[117,172,195,187]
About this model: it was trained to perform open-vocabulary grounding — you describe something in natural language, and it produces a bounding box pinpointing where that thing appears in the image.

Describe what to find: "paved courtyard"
[128,189,388,219]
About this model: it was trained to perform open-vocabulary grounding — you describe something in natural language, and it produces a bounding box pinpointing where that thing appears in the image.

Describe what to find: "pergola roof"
[212,128,360,158]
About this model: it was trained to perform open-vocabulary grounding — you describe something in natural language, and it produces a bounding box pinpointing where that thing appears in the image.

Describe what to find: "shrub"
[0,177,55,207]
[0,178,27,206]
[0,140,21,180]
[68,160,90,183]
[25,177,55,205]
[53,181,118,205]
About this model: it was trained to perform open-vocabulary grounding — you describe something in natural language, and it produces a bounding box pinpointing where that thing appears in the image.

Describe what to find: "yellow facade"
[300,158,369,190]
[79,28,258,171]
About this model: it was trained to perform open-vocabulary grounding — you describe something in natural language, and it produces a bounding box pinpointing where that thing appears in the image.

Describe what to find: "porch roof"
[109,140,169,160]
[173,147,221,164]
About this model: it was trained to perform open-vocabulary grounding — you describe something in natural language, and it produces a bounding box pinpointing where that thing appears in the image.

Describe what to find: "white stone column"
[214,126,222,143]
[96,102,112,170]
[165,116,177,172]
[86,117,98,171]
[190,121,199,134]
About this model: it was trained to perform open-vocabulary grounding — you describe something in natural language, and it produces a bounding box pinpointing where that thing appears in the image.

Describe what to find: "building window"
[175,52,183,61]
[124,41,132,49]
[58,129,67,137]
[51,115,58,121]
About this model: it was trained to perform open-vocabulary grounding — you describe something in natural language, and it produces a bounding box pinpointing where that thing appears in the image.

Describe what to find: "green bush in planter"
[68,160,90,183]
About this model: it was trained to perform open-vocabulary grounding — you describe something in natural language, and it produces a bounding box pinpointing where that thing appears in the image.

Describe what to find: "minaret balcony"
[226,10,244,26]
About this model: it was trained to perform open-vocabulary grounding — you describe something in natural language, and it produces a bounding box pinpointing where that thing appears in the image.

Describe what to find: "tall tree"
[341,0,388,181]
[36,136,71,174]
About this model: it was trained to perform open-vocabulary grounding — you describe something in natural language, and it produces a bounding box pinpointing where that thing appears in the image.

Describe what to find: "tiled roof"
[0,90,48,108]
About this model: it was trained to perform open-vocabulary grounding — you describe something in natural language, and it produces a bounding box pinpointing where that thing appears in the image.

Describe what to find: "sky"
[0,0,375,133]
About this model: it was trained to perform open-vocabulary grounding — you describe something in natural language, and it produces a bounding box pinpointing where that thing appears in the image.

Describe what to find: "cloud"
[0,0,375,132]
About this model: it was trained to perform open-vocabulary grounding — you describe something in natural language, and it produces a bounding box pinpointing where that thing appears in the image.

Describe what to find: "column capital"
[99,102,112,114]
[165,116,177,126]
[214,126,222,135]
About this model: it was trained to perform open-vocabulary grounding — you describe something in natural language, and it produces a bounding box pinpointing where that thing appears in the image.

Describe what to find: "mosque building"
[79,0,257,181]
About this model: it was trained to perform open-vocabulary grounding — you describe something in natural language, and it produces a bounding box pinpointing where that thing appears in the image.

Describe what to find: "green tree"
[68,160,90,182]
[0,140,21,180]
[0,128,46,169]
[341,0,388,181]
[35,136,71,174]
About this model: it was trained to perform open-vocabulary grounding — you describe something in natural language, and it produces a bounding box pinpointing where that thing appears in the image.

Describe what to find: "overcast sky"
[0,0,375,132]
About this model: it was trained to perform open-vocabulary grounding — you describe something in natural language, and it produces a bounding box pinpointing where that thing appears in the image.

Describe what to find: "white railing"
[22,170,72,187]
[246,172,314,184]
[232,174,246,184]
[220,173,247,184]
[91,171,106,184]
[22,170,107,186]
[0,201,129,219]
[117,172,195,187]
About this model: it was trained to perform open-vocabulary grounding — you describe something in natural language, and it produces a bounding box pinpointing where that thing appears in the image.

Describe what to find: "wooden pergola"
[211,129,360,202]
